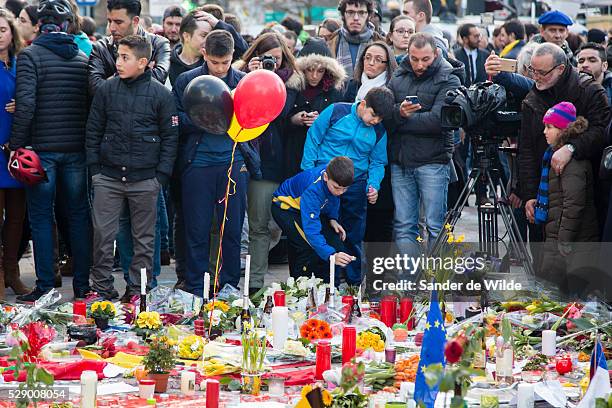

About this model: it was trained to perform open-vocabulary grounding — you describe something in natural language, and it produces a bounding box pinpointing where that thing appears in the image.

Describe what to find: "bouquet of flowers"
[300,319,332,341]
[257,276,325,306]
[201,300,240,332]
[90,301,117,320]
[135,311,163,339]
[178,335,205,360]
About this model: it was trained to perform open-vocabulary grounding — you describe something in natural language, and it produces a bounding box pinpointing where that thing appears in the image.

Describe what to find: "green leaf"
[228,379,241,391]
[438,373,455,393]
[595,398,608,408]
[218,377,233,385]
[450,396,466,408]
[424,363,443,389]
[36,368,54,386]
[502,317,512,343]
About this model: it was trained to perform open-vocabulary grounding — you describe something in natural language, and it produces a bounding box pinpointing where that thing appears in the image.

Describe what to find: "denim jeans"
[25,151,91,292]
[117,192,163,289]
[159,187,170,252]
[391,163,450,247]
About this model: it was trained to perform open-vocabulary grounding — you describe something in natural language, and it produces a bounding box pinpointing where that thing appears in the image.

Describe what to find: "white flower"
[231,298,243,308]
[297,279,309,292]
[211,309,223,325]
[286,277,295,287]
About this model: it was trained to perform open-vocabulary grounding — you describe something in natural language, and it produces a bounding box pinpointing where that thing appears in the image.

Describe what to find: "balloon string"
[209,140,239,336]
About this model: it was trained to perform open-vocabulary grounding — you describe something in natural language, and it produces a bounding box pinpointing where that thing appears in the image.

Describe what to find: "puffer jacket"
[88,26,170,96]
[9,33,89,152]
[386,54,463,168]
[232,60,302,182]
[544,156,599,243]
[285,54,346,178]
[85,70,178,186]
[519,66,610,201]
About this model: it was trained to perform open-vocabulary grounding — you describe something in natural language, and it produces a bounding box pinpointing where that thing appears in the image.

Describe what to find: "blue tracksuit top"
[301,102,387,191]
[273,165,340,261]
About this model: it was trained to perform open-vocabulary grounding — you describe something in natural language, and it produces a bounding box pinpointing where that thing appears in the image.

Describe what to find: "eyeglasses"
[394,29,414,36]
[364,54,387,64]
[527,64,562,77]
[345,10,369,19]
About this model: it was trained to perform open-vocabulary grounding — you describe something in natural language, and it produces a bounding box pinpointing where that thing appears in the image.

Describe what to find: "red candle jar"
[273,291,286,306]
[341,296,354,308]
[73,301,87,319]
[206,379,219,408]
[342,326,357,365]
[399,298,414,330]
[380,297,397,328]
[194,319,205,337]
[315,340,331,380]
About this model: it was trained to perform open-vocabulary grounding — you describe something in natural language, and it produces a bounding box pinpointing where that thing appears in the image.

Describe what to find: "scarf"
[337,25,374,77]
[499,40,521,58]
[303,82,323,102]
[535,146,553,224]
[355,70,387,102]
[275,67,293,83]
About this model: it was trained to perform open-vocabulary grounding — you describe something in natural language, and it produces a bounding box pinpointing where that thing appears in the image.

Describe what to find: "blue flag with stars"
[414,290,446,408]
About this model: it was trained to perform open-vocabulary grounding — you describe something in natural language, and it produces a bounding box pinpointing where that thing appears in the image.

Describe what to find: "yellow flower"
[204,301,230,313]
[416,236,424,243]
[301,384,313,398]
[137,311,162,329]
[447,234,455,244]
[322,390,333,406]
[444,223,452,231]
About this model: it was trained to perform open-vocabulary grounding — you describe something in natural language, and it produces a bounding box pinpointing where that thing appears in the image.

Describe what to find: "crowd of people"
[0,0,611,303]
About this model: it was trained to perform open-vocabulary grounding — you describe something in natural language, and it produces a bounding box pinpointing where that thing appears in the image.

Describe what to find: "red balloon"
[233,70,287,128]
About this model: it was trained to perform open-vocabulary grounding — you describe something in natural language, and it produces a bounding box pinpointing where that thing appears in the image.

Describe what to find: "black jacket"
[387,54,463,168]
[519,67,610,200]
[285,54,346,178]
[88,27,171,96]
[86,70,178,186]
[10,33,89,152]
[168,44,203,88]
[454,47,489,86]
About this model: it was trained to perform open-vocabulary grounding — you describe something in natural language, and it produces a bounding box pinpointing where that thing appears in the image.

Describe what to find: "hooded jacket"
[10,33,89,152]
[86,70,178,186]
[519,66,610,201]
[285,54,346,178]
[386,54,463,168]
[88,26,170,96]
[168,43,203,88]
[232,60,303,182]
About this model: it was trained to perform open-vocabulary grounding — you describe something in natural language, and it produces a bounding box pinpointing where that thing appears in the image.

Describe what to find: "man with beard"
[326,0,383,77]
[521,43,610,237]
[577,42,611,106]
[89,0,170,95]
[162,6,185,49]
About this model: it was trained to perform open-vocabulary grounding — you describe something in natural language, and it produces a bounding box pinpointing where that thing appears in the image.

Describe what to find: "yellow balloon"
[227,113,268,142]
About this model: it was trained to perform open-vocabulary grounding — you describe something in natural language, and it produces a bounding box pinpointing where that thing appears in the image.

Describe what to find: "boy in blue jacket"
[301,87,394,284]
[271,157,355,280]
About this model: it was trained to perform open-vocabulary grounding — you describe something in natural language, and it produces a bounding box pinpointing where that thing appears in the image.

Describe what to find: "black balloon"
[183,75,234,134]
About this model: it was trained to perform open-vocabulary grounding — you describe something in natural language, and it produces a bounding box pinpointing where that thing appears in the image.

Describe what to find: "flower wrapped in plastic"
[178,335,205,360]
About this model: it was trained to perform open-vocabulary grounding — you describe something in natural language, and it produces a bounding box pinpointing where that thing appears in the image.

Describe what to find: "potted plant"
[241,323,267,395]
[134,311,163,340]
[142,336,176,393]
[90,301,116,330]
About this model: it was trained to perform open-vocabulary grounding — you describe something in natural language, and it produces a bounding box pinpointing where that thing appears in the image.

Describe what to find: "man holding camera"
[387,33,462,248]
[520,43,610,233]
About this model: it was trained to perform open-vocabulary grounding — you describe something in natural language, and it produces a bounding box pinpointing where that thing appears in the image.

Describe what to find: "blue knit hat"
[538,11,573,27]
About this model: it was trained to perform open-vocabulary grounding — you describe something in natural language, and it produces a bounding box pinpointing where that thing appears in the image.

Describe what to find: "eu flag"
[414,290,446,408]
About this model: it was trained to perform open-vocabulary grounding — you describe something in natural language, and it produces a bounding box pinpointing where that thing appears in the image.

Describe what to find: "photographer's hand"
[248,57,261,72]
[525,199,536,223]
[399,100,421,118]
[484,51,501,78]
[551,146,572,175]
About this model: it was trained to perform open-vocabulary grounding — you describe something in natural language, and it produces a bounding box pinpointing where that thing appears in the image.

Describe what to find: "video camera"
[441,81,521,142]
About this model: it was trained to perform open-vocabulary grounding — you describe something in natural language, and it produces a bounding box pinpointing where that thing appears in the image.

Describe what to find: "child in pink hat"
[536,102,599,295]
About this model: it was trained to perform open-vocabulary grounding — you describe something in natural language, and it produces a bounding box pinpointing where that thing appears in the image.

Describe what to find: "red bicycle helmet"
[9,148,48,185]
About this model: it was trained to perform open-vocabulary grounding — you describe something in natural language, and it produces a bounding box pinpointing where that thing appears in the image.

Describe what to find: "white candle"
[329,255,335,293]
[204,272,210,300]
[517,383,535,408]
[181,371,196,396]
[80,370,98,408]
[244,255,251,296]
[271,306,288,350]
[542,330,556,356]
[140,267,147,295]
[502,348,513,377]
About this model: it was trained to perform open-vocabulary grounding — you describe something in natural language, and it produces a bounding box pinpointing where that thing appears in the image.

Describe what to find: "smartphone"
[498,58,517,73]
[405,95,420,104]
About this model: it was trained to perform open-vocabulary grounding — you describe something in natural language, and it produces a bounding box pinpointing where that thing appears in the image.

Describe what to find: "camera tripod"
[430,139,535,276]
